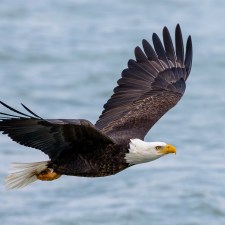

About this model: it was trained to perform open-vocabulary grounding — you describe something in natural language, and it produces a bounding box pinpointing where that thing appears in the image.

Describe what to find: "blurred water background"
[0,0,225,224]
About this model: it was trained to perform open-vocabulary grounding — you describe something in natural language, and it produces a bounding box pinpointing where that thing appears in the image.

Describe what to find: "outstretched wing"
[95,25,193,144]
[0,102,114,160]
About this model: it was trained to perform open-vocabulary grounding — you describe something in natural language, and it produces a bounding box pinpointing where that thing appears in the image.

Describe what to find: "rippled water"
[1,0,225,224]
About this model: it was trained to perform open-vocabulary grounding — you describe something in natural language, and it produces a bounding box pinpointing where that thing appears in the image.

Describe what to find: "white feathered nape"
[5,161,48,189]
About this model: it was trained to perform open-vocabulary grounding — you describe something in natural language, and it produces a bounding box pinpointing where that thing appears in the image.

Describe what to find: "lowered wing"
[0,101,114,160]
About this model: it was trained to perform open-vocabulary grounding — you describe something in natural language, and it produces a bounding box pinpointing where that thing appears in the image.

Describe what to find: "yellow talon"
[36,168,61,181]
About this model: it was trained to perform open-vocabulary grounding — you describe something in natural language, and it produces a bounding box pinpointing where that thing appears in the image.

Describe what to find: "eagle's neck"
[125,139,163,165]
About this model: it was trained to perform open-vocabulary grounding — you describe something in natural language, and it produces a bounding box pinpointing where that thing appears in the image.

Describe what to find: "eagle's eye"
[155,146,162,150]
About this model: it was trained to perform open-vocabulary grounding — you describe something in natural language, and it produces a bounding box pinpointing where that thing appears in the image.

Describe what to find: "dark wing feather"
[175,24,184,67]
[152,33,170,67]
[0,102,114,160]
[163,27,176,65]
[96,25,193,144]
[184,36,193,77]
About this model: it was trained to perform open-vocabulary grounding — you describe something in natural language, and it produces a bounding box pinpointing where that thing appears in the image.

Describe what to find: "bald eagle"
[0,24,192,189]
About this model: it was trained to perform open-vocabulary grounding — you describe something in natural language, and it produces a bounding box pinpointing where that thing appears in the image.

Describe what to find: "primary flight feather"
[0,24,192,189]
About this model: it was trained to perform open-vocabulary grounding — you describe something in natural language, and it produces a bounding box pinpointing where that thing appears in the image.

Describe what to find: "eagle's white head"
[125,138,176,165]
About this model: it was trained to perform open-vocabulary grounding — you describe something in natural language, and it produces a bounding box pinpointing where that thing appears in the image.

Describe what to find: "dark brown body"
[50,143,129,177]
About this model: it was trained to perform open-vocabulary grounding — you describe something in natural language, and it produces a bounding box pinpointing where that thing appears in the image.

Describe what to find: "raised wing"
[95,25,193,144]
[0,102,114,160]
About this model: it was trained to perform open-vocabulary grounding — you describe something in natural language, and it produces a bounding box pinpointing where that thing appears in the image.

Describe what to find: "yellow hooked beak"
[161,144,176,155]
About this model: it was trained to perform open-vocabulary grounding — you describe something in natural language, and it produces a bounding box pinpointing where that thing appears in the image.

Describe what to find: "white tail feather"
[5,161,48,189]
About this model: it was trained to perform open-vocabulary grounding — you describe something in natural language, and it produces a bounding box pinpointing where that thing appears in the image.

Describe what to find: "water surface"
[1,0,225,224]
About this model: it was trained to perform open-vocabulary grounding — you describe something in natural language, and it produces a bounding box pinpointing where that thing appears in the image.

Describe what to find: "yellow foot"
[36,168,61,181]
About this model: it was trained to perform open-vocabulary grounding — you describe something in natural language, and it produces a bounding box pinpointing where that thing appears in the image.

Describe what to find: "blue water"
[1,0,225,224]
